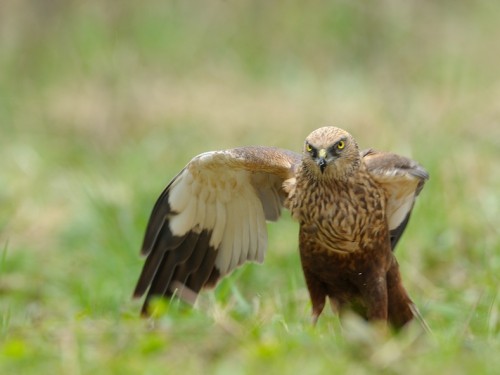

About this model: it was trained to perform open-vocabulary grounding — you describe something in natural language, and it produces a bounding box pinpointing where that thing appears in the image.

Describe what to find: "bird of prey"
[133,126,429,328]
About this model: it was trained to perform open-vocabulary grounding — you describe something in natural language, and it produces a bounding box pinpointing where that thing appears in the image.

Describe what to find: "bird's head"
[303,126,360,180]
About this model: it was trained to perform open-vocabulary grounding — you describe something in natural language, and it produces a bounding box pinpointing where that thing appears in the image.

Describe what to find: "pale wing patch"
[168,170,193,211]
[214,173,268,275]
[210,200,227,249]
[387,189,417,230]
[168,171,198,236]
[372,171,422,231]
[238,200,251,265]
[168,151,269,277]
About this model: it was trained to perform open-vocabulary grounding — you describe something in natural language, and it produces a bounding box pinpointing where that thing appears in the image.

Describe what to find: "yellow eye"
[306,143,313,152]
[337,140,345,150]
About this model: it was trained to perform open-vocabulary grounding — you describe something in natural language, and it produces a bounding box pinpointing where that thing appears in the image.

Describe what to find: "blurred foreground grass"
[1,1,499,373]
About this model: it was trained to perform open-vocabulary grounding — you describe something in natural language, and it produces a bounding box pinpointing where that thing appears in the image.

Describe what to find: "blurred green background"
[1,0,499,373]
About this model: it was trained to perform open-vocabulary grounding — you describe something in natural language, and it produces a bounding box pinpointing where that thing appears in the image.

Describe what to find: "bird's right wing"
[362,149,429,250]
[133,146,301,314]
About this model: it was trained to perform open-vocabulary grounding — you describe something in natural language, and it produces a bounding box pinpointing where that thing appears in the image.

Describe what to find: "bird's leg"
[358,273,388,322]
[386,257,415,329]
[302,268,327,325]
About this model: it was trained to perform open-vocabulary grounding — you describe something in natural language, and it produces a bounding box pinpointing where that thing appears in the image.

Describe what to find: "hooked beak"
[317,148,328,173]
[317,158,327,173]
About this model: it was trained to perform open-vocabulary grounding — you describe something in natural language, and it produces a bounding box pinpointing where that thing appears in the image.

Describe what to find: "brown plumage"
[133,126,429,329]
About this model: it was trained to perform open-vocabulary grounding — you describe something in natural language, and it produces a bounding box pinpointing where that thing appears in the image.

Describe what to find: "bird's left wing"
[361,149,429,250]
[133,146,301,314]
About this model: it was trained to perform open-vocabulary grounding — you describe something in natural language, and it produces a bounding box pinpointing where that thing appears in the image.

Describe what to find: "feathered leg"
[358,272,389,322]
[301,267,328,325]
[386,257,414,329]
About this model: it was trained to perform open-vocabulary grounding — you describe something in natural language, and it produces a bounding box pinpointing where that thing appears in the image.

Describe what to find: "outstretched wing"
[361,149,429,250]
[133,146,301,314]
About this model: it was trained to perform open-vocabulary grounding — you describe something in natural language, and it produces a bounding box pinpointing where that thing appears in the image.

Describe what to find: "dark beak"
[317,158,327,173]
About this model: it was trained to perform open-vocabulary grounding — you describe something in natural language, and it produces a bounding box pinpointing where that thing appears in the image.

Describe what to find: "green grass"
[1,1,499,373]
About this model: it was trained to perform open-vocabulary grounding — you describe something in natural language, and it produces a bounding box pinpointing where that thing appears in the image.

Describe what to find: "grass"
[1,1,499,373]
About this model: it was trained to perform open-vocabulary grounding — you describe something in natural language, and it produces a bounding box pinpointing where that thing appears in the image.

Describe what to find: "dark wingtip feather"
[389,211,412,251]
[133,243,168,298]
[140,231,200,311]
[141,190,171,256]
[133,222,189,298]
[141,168,188,255]
[138,229,219,315]
[185,242,219,296]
